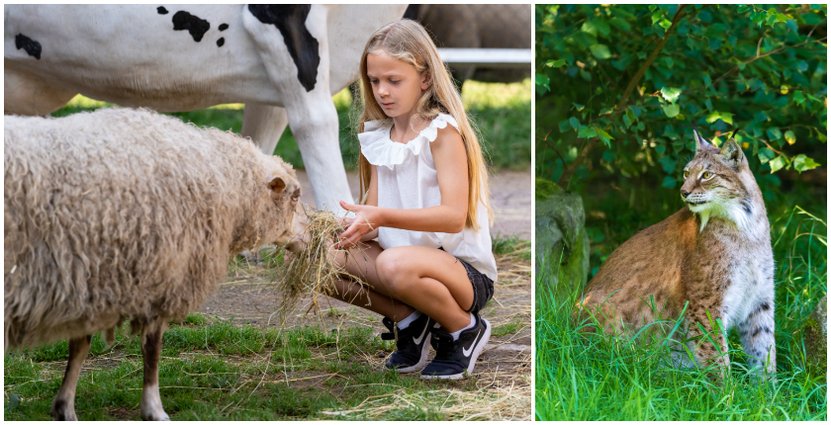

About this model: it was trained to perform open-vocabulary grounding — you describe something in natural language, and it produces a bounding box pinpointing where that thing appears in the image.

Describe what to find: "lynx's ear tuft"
[693,128,717,153]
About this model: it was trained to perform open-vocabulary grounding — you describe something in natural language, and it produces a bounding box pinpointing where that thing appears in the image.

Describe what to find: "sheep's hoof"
[51,399,77,421]
[141,411,170,421]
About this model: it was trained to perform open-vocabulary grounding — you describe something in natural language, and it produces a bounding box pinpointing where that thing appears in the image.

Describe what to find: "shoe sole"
[420,319,491,381]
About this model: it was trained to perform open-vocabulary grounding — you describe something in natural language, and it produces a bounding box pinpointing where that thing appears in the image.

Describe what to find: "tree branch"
[559,5,688,188]
[614,5,688,115]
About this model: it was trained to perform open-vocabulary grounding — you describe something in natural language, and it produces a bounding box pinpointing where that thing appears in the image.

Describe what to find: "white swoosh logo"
[412,321,430,345]
[462,329,483,357]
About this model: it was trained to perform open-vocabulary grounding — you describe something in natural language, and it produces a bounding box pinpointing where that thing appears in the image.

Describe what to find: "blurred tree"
[536,4,826,197]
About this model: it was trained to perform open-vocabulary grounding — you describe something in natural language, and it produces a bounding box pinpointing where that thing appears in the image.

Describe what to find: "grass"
[52,79,531,172]
[4,315,489,420]
[535,186,827,420]
[4,236,531,420]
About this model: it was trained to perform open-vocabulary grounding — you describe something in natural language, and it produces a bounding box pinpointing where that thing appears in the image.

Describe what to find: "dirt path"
[200,170,532,419]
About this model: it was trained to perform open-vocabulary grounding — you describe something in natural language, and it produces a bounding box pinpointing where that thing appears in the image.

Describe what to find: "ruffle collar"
[358,113,459,168]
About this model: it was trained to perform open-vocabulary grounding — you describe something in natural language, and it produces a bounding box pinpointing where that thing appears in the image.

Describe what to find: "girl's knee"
[375,249,415,294]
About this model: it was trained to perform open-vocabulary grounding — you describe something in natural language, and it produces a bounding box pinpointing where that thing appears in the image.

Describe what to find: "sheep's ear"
[268,176,286,193]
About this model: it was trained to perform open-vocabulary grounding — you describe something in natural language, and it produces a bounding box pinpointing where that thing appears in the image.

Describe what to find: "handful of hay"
[276,209,366,314]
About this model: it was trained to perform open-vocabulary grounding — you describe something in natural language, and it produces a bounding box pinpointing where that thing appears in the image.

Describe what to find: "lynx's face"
[680,130,755,230]
[680,154,745,213]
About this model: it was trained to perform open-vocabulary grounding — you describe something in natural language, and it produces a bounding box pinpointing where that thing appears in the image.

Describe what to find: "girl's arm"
[337,126,469,248]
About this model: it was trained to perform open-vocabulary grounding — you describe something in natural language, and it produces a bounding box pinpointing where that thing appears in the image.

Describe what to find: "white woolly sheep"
[4,108,303,420]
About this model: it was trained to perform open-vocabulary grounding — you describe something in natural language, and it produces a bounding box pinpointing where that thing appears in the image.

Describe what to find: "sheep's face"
[265,173,303,248]
[261,157,306,248]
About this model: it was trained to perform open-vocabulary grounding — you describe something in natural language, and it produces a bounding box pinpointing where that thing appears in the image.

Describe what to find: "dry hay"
[276,210,368,319]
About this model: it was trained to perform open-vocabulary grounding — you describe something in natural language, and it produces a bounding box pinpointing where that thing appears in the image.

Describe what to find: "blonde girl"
[330,19,497,380]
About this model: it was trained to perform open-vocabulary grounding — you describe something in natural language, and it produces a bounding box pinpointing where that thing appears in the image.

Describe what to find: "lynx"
[580,130,775,374]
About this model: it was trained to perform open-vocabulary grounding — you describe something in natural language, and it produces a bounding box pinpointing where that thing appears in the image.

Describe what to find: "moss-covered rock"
[803,295,827,375]
[535,179,590,302]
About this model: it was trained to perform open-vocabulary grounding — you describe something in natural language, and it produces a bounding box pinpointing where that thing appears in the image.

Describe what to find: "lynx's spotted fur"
[580,130,775,375]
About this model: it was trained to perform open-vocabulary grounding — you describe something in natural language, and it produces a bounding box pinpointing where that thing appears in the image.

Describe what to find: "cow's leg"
[287,94,353,211]
[5,65,76,115]
[51,335,92,420]
[242,103,289,155]
[140,319,169,421]
[242,5,354,212]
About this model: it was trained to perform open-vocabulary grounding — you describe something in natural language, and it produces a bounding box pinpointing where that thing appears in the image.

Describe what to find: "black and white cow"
[5,4,407,212]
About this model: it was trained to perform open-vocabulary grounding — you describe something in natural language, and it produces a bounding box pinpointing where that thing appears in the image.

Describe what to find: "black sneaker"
[420,315,491,380]
[380,314,434,373]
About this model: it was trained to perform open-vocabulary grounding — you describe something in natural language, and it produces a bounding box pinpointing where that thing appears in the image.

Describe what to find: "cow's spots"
[217,38,225,47]
[172,11,210,42]
[247,5,320,92]
[219,23,229,31]
[15,33,42,60]
[157,6,168,15]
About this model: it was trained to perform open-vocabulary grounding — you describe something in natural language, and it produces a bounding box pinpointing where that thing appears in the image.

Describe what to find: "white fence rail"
[437,48,532,68]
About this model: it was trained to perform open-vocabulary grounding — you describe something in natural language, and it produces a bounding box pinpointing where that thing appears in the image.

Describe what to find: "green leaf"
[662,104,680,118]
[545,58,567,69]
[577,126,597,139]
[766,127,782,141]
[784,130,796,145]
[661,176,677,188]
[705,111,734,125]
[757,148,776,164]
[768,156,786,173]
[595,127,614,147]
[793,90,805,105]
[535,74,550,95]
[558,119,572,133]
[590,44,612,60]
[793,154,820,172]
[660,87,682,103]
[569,117,581,130]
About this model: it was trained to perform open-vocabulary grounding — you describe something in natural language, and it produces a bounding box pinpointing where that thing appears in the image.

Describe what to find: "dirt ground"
[200,170,532,419]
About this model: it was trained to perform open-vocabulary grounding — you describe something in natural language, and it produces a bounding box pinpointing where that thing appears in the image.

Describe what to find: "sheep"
[4,107,304,421]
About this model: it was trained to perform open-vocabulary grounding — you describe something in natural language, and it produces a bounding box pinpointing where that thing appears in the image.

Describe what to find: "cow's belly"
[5,4,285,109]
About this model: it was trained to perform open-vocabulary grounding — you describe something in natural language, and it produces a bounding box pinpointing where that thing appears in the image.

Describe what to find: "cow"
[4,4,407,212]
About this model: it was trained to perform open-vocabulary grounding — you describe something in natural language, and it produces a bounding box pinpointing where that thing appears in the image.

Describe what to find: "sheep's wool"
[4,108,299,348]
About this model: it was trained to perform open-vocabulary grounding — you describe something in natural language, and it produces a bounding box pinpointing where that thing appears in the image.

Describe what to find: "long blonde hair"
[356,19,492,230]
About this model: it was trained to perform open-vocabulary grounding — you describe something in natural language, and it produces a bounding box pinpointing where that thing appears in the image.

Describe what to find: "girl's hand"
[336,200,381,249]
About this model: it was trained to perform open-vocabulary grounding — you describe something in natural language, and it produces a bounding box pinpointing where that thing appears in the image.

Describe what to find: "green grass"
[535,199,827,420]
[52,79,531,172]
[4,315,488,420]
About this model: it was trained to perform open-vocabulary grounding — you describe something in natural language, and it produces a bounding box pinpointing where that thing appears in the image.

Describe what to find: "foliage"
[536,4,826,191]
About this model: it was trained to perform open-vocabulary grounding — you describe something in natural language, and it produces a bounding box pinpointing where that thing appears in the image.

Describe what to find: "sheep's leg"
[140,319,170,421]
[51,335,91,421]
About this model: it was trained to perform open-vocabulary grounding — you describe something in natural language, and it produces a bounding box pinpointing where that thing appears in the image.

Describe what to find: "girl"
[329,19,497,380]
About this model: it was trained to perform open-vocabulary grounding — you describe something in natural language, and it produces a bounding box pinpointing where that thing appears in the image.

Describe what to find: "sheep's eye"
[701,171,714,180]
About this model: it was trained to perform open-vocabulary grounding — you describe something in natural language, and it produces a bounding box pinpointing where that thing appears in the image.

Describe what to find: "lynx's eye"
[701,171,714,180]
[682,169,689,179]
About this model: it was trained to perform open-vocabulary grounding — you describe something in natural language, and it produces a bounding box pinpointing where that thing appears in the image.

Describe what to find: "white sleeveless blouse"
[358,113,498,283]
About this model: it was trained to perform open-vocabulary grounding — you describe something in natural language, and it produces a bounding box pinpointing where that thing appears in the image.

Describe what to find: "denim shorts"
[456,257,495,313]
